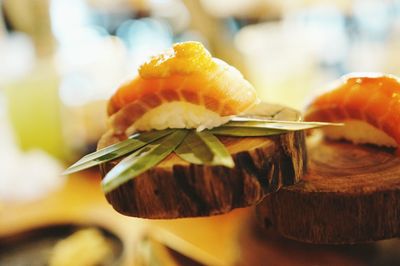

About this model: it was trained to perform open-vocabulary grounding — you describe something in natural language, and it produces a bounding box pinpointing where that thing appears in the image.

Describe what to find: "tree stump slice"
[257,134,400,244]
[99,103,307,219]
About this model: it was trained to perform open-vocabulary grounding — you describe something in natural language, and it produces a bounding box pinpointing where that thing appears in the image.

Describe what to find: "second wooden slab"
[257,134,400,244]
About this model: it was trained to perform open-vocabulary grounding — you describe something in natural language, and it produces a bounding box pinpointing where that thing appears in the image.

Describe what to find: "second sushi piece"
[305,73,400,154]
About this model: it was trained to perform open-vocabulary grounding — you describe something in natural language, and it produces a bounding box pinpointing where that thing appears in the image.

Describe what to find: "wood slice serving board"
[257,134,400,244]
[99,104,307,219]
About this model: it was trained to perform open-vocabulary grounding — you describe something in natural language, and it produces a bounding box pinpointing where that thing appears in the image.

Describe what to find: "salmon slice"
[107,42,259,134]
[305,73,400,153]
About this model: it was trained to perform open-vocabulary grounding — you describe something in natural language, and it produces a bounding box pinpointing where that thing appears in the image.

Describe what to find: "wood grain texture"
[98,104,307,219]
[257,134,400,244]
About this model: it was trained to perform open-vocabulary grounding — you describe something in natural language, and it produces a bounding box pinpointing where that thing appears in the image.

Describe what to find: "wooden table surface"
[2,166,400,266]
[0,171,248,265]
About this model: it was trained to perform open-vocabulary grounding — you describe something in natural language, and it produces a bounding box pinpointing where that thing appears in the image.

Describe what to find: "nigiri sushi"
[305,73,400,153]
[108,41,259,135]
[88,41,308,218]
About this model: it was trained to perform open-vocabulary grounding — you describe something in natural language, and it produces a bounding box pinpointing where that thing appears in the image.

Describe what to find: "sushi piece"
[305,73,400,153]
[91,42,307,218]
[107,41,259,135]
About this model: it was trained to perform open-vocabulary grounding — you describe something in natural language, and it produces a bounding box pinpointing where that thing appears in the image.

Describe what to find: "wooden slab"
[238,212,400,266]
[99,104,307,219]
[257,134,400,244]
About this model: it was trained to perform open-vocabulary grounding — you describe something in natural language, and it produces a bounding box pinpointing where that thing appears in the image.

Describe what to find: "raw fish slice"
[305,73,400,153]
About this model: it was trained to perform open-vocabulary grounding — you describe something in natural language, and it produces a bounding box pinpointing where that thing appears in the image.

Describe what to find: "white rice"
[323,119,397,148]
[126,102,232,135]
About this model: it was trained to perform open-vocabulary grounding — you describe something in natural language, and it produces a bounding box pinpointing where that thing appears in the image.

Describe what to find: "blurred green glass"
[4,64,68,161]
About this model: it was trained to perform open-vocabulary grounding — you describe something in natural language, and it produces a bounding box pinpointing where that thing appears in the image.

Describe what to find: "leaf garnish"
[65,113,343,192]
[195,131,234,168]
[63,129,173,175]
[175,131,213,165]
[209,126,286,137]
[102,130,188,193]
[229,117,343,130]
[176,131,234,167]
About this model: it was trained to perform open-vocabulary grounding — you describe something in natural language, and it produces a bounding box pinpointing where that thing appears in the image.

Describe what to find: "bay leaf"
[208,126,286,137]
[229,117,342,130]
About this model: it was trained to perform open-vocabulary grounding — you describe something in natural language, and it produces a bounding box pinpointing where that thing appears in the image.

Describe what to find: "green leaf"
[175,131,217,165]
[63,130,173,175]
[102,130,188,193]
[194,131,234,168]
[208,126,286,137]
[228,118,342,130]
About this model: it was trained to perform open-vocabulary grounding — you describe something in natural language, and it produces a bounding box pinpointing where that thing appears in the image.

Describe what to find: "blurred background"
[2,0,400,164]
[1,0,400,265]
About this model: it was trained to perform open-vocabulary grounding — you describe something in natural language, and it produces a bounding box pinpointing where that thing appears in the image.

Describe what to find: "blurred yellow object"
[135,228,224,266]
[235,22,317,109]
[49,228,114,266]
[5,61,68,160]
[150,208,248,266]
